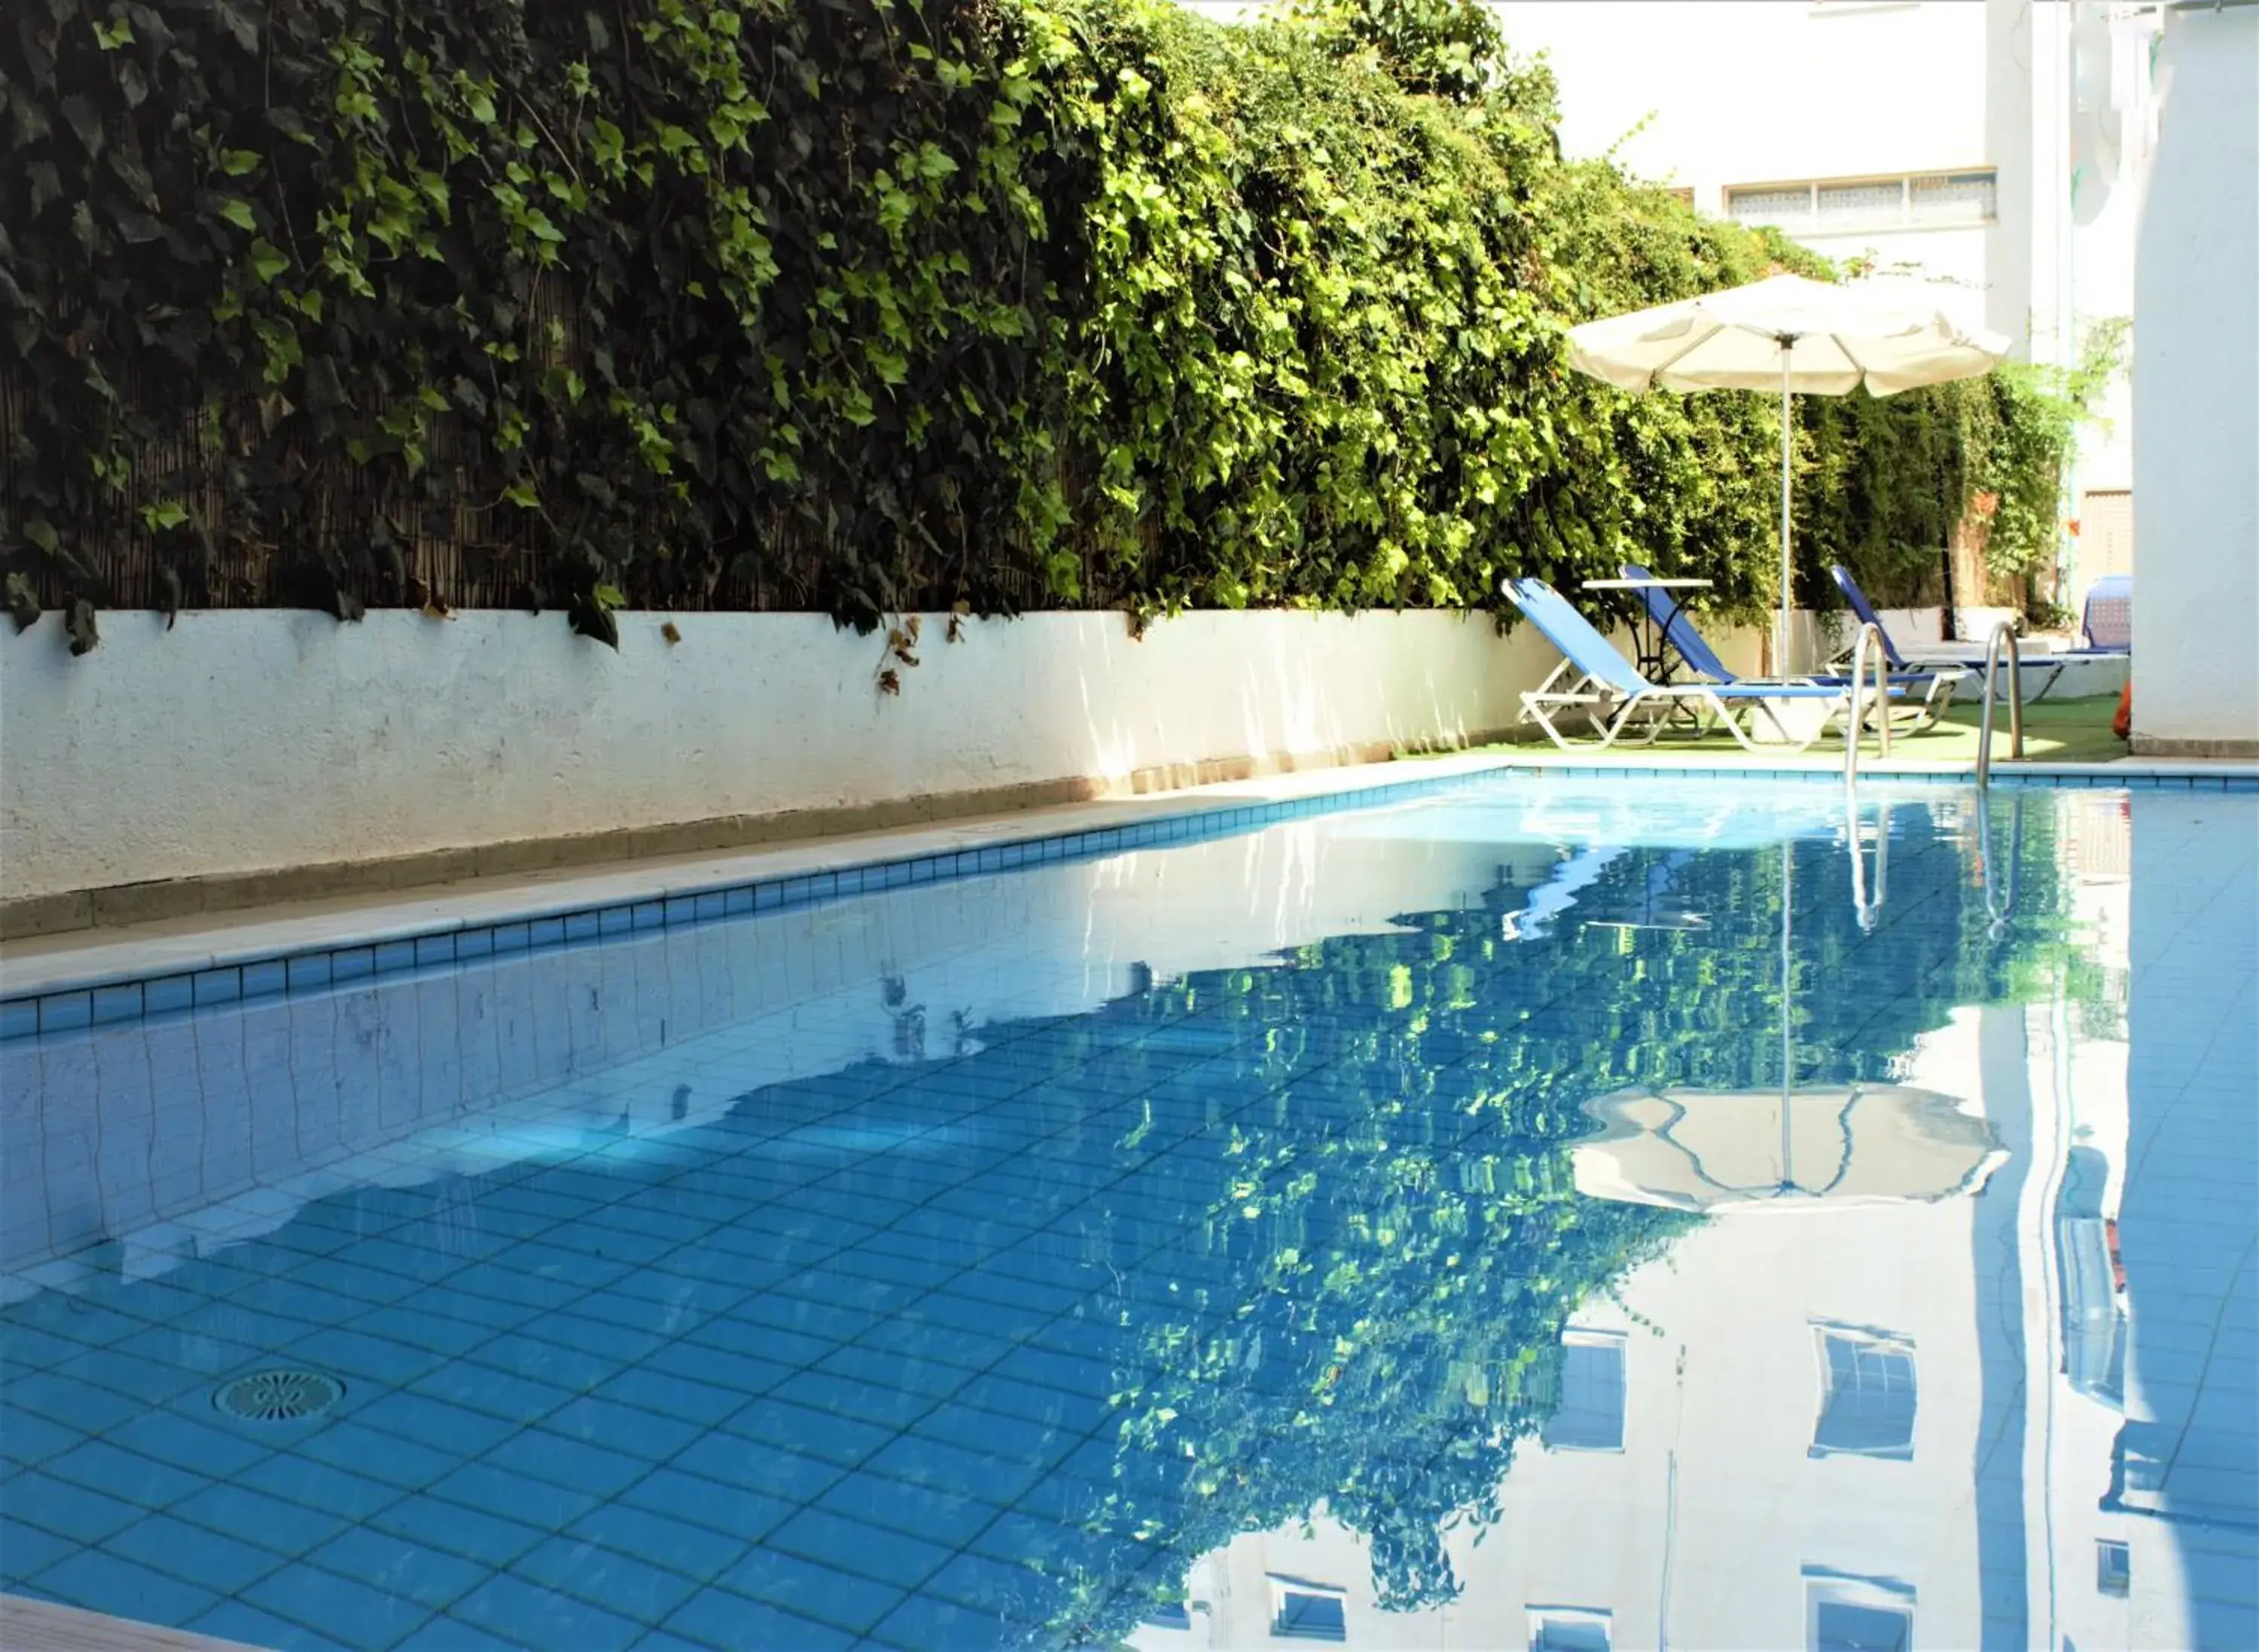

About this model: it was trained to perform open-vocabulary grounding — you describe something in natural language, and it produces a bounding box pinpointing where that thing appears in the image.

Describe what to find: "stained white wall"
[0,602,1851,906]
[2130,6,2259,753]
[0,609,1581,904]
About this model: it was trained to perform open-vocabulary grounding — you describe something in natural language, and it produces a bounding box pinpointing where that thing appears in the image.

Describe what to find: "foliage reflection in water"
[986,794,2087,1646]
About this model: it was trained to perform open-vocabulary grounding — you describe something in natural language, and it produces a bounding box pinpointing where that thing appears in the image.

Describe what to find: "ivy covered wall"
[0,0,2072,649]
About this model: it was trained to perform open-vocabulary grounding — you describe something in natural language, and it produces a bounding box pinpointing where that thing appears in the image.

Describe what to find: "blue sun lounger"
[1828,564,2124,701]
[1620,563,1961,731]
[2081,575,2130,653]
[1829,565,1999,683]
[1503,578,1876,753]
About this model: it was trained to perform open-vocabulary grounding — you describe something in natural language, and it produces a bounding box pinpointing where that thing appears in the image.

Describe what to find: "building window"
[1529,1607,1613,1651]
[1909,171,1998,224]
[1542,1330,1627,1452]
[1728,184,1815,225]
[1813,1600,1913,1651]
[1806,1571,1916,1652]
[2097,1539,2131,1597]
[1811,1324,1916,1459]
[1270,1578,1347,1642]
[1725,169,1997,234]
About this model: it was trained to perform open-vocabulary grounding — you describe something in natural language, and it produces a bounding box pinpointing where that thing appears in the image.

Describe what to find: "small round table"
[1581,577,1715,682]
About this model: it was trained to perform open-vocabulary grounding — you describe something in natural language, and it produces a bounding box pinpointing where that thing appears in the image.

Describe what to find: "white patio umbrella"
[1566,272,2011,669]
[1570,1081,2007,1214]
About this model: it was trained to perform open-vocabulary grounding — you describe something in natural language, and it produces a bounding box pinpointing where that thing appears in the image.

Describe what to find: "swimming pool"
[3,775,2252,1650]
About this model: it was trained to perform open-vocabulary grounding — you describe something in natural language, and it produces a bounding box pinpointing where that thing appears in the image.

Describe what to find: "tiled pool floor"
[3,777,2253,1650]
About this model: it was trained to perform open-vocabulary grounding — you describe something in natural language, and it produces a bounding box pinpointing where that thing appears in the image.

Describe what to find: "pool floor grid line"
[5,1004,1401,1649]
[7,762,2252,1042]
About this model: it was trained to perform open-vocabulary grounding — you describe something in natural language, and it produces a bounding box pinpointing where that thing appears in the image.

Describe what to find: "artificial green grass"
[1402,693,2130,766]
[1623,692,2126,762]
[1913,692,2128,764]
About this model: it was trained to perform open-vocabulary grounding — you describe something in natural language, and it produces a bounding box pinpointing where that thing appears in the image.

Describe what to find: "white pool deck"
[0,1593,257,1651]
[3,745,2252,1005]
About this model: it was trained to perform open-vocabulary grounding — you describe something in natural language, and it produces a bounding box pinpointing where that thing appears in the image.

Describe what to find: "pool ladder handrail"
[1975,621,2026,788]
[1977,788,2024,940]
[1842,622,1891,788]
[1849,797,1891,934]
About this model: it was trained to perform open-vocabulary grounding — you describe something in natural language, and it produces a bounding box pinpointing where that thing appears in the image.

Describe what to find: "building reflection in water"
[1130,790,2256,1652]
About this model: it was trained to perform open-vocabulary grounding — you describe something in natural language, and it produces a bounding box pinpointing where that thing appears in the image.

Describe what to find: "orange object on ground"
[2112,681,2132,739]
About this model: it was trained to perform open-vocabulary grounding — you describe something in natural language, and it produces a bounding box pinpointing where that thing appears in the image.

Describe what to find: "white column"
[2129,5,2259,754]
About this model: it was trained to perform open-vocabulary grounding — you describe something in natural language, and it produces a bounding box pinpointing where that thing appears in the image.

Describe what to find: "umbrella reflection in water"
[1572,1082,2007,1213]
[1573,832,2006,1213]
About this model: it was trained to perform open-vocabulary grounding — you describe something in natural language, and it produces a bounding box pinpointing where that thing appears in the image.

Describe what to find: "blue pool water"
[2,776,2252,1650]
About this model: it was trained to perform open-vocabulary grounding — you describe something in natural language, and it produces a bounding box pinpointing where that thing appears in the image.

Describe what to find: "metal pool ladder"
[1842,623,1892,787]
[1974,621,2026,788]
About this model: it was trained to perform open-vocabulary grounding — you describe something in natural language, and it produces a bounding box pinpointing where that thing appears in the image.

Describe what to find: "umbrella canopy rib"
[1641,325,1719,390]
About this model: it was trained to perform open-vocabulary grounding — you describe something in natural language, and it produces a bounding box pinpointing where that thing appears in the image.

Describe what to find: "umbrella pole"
[1778,343,1794,675]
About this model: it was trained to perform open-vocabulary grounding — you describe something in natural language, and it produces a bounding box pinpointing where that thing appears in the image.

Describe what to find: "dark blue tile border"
[90,983,143,1026]
[3,761,2252,1042]
[193,968,242,1007]
[38,990,93,1033]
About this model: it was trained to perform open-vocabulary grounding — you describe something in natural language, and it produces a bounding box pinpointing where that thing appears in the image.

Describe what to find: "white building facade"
[1130,789,2257,1649]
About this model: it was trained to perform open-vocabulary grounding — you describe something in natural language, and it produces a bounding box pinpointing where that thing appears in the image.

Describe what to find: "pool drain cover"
[212,1368,344,1423]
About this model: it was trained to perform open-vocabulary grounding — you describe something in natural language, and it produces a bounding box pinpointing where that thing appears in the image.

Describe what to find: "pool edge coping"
[5,752,2254,1038]
[0,752,1523,1028]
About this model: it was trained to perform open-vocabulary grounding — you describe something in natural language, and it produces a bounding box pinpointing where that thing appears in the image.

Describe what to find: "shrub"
[0,0,2064,646]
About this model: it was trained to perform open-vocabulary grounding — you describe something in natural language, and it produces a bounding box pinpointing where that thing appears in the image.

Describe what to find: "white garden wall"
[0,609,1512,907]
[0,603,1825,915]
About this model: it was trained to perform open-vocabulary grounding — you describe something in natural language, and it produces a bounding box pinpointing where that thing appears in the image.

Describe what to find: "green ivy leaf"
[569,597,620,649]
[66,599,100,657]
[218,197,257,231]
[4,572,39,633]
